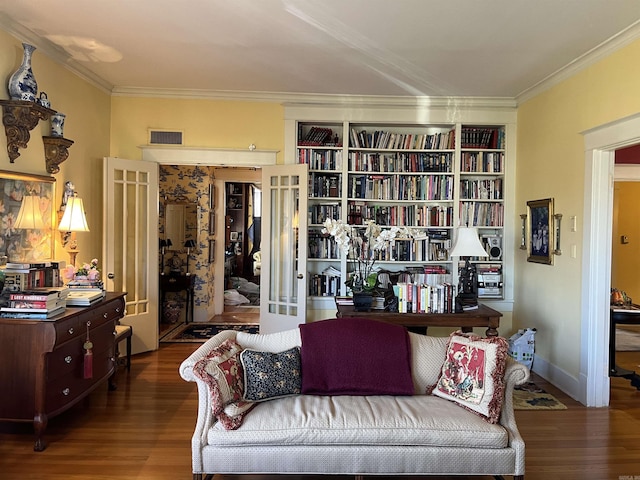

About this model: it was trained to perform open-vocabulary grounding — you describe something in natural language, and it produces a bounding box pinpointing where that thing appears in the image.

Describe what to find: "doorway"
[223,180,262,313]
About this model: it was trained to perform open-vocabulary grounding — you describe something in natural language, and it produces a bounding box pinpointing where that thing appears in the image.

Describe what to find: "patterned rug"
[513,382,567,410]
[160,323,259,343]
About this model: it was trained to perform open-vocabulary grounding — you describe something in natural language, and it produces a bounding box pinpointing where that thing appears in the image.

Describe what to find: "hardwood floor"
[1,344,640,479]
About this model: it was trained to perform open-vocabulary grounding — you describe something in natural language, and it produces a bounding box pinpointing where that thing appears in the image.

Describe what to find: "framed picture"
[527,198,554,265]
[208,211,215,235]
[230,231,239,241]
[0,170,56,263]
[208,239,215,263]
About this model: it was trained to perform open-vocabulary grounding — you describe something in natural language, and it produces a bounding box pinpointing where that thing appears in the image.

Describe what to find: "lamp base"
[455,292,479,312]
[67,249,79,267]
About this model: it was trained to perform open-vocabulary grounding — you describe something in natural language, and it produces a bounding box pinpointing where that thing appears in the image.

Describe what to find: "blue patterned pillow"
[240,347,302,402]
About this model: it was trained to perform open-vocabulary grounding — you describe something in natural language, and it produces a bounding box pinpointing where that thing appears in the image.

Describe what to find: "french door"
[259,164,308,333]
[103,157,159,354]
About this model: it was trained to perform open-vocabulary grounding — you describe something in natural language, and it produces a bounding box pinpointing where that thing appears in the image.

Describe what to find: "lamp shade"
[449,227,488,258]
[58,196,90,232]
[14,195,45,229]
[184,239,196,249]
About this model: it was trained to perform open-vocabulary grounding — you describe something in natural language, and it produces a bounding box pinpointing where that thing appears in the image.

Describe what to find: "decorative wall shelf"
[0,99,55,162]
[42,136,74,174]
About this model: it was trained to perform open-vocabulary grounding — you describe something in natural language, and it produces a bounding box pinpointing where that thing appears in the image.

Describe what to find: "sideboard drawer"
[45,334,116,413]
[47,321,117,383]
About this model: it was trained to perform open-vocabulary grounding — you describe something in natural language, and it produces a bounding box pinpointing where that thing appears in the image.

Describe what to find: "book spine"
[9,294,51,301]
[9,300,53,309]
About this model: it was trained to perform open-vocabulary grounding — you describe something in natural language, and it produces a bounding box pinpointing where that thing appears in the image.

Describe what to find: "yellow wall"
[110,96,284,162]
[612,182,640,303]
[0,32,111,266]
[516,39,640,379]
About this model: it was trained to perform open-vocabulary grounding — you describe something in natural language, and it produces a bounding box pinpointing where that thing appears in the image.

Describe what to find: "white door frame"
[581,113,640,406]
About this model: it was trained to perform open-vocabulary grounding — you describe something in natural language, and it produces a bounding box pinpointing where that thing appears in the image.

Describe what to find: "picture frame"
[208,239,215,263]
[0,170,56,263]
[230,231,239,241]
[208,211,215,235]
[526,198,554,265]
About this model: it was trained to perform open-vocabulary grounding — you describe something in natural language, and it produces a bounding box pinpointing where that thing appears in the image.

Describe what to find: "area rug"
[160,323,259,343]
[513,382,567,410]
[615,327,640,351]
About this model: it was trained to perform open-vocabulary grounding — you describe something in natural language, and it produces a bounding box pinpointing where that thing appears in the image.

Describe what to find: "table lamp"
[450,227,488,312]
[184,239,196,275]
[58,194,90,266]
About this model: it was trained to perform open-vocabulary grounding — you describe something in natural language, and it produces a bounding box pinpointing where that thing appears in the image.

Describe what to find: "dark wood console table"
[336,303,502,337]
[609,305,640,390]
[160,273,195,324]
[0,292,127,451]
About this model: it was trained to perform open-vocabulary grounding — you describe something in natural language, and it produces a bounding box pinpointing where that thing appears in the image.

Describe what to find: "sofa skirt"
[198,444,520,477]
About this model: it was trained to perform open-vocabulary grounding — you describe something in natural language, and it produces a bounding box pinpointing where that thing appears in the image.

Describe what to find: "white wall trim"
[140,145,278,165]
[580,113,640,406]
[531,355,581,402]
[614,163,640,181]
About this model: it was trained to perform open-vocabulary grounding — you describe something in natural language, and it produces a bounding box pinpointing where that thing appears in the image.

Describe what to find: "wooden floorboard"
[1,342,640,479]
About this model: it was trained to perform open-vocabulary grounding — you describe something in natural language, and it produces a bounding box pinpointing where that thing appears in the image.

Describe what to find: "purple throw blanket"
[299,317,414,396]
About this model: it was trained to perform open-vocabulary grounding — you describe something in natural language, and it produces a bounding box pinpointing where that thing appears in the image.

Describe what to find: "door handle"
[107,272,115,280]
[297,273,303,279]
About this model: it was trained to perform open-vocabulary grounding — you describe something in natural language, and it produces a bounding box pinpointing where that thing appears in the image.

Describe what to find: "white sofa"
[179,321,529,480]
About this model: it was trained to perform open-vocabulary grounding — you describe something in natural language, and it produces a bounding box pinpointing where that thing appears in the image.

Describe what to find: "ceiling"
[2,0,640,103]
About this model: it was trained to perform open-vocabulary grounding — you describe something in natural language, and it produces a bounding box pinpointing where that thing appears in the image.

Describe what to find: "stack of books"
[0,287,70,319]
[66,280,105,306]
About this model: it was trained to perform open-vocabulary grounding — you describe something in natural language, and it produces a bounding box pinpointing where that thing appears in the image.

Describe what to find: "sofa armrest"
[498,357,530,476]
[179,330,240,473]
[179,330,239,382]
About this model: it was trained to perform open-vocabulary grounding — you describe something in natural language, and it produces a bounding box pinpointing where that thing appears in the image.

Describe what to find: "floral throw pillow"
[432,332,509,424]
[192,338,254,429]
[241,347,302,402]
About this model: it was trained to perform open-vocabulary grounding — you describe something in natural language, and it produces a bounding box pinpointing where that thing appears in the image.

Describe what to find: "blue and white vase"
[8,43,38,102]
[50,113,66,137]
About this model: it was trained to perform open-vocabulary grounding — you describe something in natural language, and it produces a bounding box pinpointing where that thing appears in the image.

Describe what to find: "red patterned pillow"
[192,338,254,429]
[432,331,509,423]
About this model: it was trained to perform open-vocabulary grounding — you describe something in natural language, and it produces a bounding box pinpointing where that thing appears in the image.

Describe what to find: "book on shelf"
[0,305,66,320]
[66,290,106,306]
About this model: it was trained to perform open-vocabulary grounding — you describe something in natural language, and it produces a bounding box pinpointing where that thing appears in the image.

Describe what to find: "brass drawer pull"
[62,388,70,396]
[67,327,74,335]
[103,313,108,319]
[64,356,72,364]
[86,320,91,327]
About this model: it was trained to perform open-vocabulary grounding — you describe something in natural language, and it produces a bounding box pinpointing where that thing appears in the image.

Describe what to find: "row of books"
[460,127,505,150]
[395,282,455,314]
[349,129,455,151]
[309,203,341,225]
[459,178,503,201]
[298,127,339,146]
[309,172,341,198]
[459,201,504,227]
[348,152,453,173]
[308,234,339,260]
[347,203,454,228]
[2,260,66,291]
[348,174,454,201]
[460,152,504,173]
[298,148,343,170]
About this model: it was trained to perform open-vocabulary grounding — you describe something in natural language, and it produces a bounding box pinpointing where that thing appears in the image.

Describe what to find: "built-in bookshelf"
[295,121,508,308]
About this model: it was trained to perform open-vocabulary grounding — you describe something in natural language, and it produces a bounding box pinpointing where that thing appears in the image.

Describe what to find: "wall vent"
[149,130,183,145]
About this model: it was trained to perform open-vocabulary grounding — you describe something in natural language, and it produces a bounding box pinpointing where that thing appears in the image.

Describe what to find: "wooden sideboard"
[336,303,502,337]
[0,292,127,451]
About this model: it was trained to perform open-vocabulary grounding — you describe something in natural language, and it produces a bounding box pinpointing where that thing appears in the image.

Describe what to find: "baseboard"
[531,354,584,405]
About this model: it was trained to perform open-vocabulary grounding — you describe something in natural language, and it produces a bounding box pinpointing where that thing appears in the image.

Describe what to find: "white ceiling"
[2,0,640,103]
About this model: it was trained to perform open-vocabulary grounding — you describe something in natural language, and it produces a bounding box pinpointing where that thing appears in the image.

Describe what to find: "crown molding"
[0,13,114,95]
[517,19,640,105]
[113,87,517,109]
